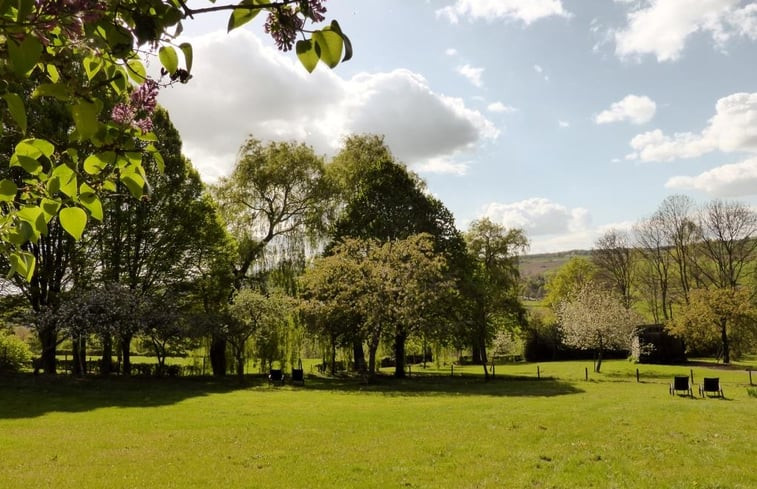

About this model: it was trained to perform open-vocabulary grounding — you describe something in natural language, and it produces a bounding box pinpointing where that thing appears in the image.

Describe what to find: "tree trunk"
[595,349,603,373]
[120,334,133,376]
[720,317,730,364]
[352,339,366,373]
[38,327,58,375]
[236,352,245,377]
[394,330,407,378]
[210,335,227,376]
[100,335,113,375]
[330,336,337,376]
[72,334,86,376]
[367,334,380,378]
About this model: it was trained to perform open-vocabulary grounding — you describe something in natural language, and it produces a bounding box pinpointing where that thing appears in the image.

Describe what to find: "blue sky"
[158,0,757,253]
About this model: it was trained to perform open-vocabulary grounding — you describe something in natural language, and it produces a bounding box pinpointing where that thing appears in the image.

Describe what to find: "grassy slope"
[1,360,755,489]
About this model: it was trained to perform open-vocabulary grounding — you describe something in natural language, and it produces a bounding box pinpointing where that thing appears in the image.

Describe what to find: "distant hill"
[519,249,591,278]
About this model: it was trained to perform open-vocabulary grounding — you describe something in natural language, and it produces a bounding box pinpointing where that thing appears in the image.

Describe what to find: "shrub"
[0,332,33,373]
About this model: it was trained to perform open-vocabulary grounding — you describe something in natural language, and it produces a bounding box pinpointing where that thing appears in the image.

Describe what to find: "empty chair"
[291,359,305,386]
[699,377,724,398]
[670,376,693,396]
[268,368,285,385]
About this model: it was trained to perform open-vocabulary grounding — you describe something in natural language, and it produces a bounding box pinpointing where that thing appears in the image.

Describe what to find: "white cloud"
[481,198,590,236]
[457,64,485,87]
[533,64,543,73]
[445,48,458,56]
[627,92,757,161]
[595,94,657,125]
[415,156,470,176]
[559,120,570,128]
[487,101,517,113]
[438,0,570,25]
[614,0,757,62]
[157,30,498,182]
[666,156,757,196]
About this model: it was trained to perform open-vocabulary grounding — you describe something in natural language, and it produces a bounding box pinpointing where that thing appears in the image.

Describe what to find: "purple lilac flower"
[111,103,134,125]
[133,117,153,134]
[130,79,159,114]
[301,0,327,22]
[264,8,303,52]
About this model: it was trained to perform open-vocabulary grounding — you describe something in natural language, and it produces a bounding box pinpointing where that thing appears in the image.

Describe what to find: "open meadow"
[1,359,755,489]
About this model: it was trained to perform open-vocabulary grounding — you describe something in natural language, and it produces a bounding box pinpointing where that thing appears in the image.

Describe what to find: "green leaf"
[120,172,145,199]
[126,58,147,83]
[52,164,77,198]
[179,43,193,73]
[59,207,88,240]
[12,154,42,174]
[83,151,114,175]
[17,206,47,240]
[313,28,344,69]
[146,144,164,173]
[330,20,353,62]
[3,92,27,133]
[9,251,36,282]
[83,56,103,80]
[296,40,319,73]
[159,46,179,74]
[79,185,103,221]
[40,198,61,221]
[7,35,42,76]
[27,138,54,158]
[46,64,60,83]
[32,83,71,100]
[0,179,17,202]
[71,100,101,140]
[227,0,265,32]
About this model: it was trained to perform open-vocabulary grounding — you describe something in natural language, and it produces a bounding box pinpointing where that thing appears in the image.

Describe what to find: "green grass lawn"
[1,360,755,489]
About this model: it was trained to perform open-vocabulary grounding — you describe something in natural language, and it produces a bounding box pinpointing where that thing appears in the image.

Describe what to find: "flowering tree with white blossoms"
[557,281,640,372]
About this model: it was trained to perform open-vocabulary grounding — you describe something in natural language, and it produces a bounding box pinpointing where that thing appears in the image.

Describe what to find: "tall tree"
[634,213,673,322]
[329,135,466,375]
[544,257,598,311]
[657,195,699,304]
[211,138,332,375]
[463,218,528,378]
[86,108,227,375]
[593,229,635,309]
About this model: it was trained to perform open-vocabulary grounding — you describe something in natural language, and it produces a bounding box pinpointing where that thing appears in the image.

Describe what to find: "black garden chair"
[699,377,724,398]
[670,376,693,397]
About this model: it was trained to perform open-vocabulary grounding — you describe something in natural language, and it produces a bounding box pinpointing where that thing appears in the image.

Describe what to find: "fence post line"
[749,368,753,386]
[690,369,694,384]
[636,368,640,383]
[451,364,454,377]
[537,365,540,380]
[585,367,588,381]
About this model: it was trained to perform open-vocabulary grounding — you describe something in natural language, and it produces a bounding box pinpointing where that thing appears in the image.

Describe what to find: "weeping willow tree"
[211,138,334,375]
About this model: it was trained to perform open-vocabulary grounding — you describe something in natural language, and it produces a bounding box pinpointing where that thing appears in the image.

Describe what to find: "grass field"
[1,359,755,489]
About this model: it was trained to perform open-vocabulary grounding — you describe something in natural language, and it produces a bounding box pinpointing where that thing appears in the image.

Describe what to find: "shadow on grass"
[0,373,269,420]
[300,373,584,398]
[0,372,583,419]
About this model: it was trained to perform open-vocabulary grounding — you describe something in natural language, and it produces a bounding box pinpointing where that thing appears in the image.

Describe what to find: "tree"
[544,257,598,311]
[657,195,699,304]
[329,136,466,374]
[695,200,757,291]
[558,282,640,372]
[463,218,528,378]
[669,287,757,363]
[228,288,291,377]
[210,138,333,375]
[0,1,350,280]
[593,229,635,309]
[86,108,228,375]
[634,212,673,322]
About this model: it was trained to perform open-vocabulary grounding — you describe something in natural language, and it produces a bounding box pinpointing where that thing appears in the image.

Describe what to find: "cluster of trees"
[1,94,530,378]
[535,195,757,367]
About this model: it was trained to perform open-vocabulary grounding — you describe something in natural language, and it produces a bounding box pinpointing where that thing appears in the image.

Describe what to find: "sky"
[157,0,757,254]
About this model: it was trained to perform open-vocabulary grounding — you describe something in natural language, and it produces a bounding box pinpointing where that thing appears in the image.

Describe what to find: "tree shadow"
[299,373,584,398]
[0,372,583,419]
[0,373,269,420]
